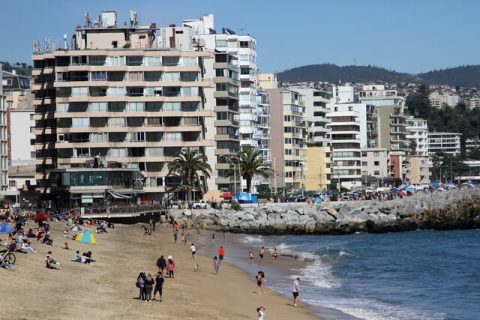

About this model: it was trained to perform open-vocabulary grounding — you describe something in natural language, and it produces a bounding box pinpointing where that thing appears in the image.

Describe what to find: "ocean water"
[231,230,480,320]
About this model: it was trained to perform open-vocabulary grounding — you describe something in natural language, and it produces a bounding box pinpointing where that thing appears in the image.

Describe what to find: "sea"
[198,229,480,320]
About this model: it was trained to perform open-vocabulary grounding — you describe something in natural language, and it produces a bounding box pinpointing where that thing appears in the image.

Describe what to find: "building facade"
[406,155,430,184]
[32,11,215,201]
[429,92,459,108]
[304,146,330,190]
[428,132,462,156]
[406,116,429,156]
[0,65,7,191]
[361,148,390,186]
[268,88,306,193]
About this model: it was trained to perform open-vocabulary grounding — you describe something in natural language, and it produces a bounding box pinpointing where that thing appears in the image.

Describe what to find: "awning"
[108,190,131,199]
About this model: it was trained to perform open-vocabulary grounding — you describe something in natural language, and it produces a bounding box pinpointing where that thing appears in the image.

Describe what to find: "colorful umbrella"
[0,223,14,234]
[76,230,96,244]
[70,225,83,231]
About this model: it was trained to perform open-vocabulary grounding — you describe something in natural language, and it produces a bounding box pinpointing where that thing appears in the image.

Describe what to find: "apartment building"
[268,89,306,193]
[0,66,7,191]
[406,155,430,184]
[32,11,215,201]
[203,52,240,198]
[429,92,459,108]
[256,73,278,90]
[428,132,462,156]
[327,101,376,190]
[181,14,259,151]
[466,138,480,156]
[361,148,390,185]
[406,116,429,156]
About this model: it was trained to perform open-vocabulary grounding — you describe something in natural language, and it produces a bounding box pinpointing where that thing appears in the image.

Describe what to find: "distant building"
[256,73,278,90]
[361,148,390,185]
[406,155,430,184]
[465,138,480,156]
[7,107,35,166]
[428,132,462,156]
[468,96,480,110]
[304,146,330,190]
[0,66,8,192]
[429,92,459,108]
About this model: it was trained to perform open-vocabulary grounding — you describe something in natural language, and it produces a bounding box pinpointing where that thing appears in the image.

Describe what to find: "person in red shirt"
[218,246,225,264]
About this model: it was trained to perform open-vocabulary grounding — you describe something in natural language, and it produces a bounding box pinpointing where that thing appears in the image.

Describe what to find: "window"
[72,118,90,128]
[145,102,162,112]
[90,102,107,112]
[106,56,124,66]
[163,72,180,81]
[109,148,127,157]
[182,102,197,111]
[374,151,380,157]
[91,71,107,81]
[71,87,88,97]
[144,56,161,67]
[216,40,227,47]
[164,102,180,111]
[130,132,145,142]
[285,149,292,155]
[165,133,182,142]
[374,170,380,176]
[108,117,126,127]
[108,102,125,112]
[126,56,143,66]
[107,87,126,97]
[90,133,107,143]
[374,161,380,166]
[57,103,68,112]
[127,102,144,112]
[9,181,15,187]
[181,57,197,67]
[129,72,143,81]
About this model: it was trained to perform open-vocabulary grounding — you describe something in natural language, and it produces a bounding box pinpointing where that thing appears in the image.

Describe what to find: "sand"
[0,220,320,320]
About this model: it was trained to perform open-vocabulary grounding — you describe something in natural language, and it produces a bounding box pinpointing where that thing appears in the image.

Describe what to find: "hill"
[278,64,480,87]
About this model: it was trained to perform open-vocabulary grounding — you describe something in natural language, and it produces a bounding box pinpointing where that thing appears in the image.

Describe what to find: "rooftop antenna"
[130,10,138,26]
[84,11,92,27]
[63,34,68,50]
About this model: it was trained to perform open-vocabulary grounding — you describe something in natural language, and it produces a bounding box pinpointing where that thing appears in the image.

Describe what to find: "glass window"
[163,72,180,81]
[72,118,90,128]
[90,102,107,112]
[145,102,162,112]
[107,87,126,96]
[144,56,161,66]
[127,102,144,112]
[108,117,126,127]
[57,103,68,112]
[71,87,88,97]
[164,102,181,111]
[91,71,107,81]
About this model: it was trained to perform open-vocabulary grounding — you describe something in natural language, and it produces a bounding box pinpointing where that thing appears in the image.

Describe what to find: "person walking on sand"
[256,271,265,294]
[292,277,300,307]
[272,247,278,263]
[166,257,175,278]
[153,272,164,301]
[213,256,219,274]
[156,255,167,275]
[259,246,265,263]
[173,230,178,243]
[144,273,155,302]
[191,243,196,259]
[136,272,146,300]
[218,246,225,264]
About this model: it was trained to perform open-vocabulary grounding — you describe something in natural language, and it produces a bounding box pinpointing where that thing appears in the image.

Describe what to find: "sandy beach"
[0,220,320,320]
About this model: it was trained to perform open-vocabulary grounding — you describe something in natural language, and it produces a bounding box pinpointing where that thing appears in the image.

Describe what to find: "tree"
[167,148,211,202]
[236,147,272,193]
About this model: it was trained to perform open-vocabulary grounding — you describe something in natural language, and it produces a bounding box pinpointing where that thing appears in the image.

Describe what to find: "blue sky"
[0,0,478,73]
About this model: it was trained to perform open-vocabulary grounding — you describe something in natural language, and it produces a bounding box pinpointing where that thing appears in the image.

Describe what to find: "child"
[63,242,69,250]
[257,306,266,320]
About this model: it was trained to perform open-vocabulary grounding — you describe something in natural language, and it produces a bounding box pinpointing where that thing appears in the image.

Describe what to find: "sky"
[0,0,478,74]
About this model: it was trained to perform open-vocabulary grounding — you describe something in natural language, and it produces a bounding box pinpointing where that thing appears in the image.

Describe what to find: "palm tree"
[167,148,212,202]
[236,147,272,193]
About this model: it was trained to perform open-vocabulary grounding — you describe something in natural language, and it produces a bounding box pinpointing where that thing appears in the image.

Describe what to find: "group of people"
[136,271,164,302]
[249,246,279,264]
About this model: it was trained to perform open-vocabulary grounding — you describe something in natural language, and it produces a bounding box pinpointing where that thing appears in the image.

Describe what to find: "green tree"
[167,148,211,202]
[236,147,272,193]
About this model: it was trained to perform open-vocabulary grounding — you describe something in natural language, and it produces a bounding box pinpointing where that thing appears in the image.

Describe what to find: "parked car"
[191,200,208,209]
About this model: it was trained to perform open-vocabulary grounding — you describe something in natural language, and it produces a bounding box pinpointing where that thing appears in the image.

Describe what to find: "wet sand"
[0,221,320,320]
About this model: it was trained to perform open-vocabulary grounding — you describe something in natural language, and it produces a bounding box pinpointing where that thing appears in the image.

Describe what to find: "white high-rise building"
[406,117,429,156]
[182,14,259,151]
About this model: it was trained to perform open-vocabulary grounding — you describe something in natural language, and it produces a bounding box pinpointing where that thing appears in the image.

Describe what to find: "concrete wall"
[268,89,285,189]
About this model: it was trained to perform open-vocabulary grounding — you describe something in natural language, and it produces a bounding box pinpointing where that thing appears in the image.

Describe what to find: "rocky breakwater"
[169,188,480,235]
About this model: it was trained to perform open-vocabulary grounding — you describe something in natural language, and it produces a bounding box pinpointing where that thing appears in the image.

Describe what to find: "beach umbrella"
[390,188,399,193]
[0,223,14,234]
[76,230,96,244]
[70,225,83,231]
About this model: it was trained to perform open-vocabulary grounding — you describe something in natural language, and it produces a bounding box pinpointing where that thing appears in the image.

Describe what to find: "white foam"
[338,250,352,257]
[298,258,339,288]
[305,296,448,320]
[240,235,264,244]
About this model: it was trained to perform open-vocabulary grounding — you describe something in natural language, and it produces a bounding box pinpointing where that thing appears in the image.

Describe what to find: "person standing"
[218,246,225,264]
[166,257,175,278]
[136,272,146,300]
[190,243,196,259]
[144,273,155,302]
[256,271,265,294]
[257,306,266,320]
[153,272,164,301]
[259,247,265,263]
[272,247,278,263]
[213,256,219,274]
[292,277,300,307]
[173,230,178,243]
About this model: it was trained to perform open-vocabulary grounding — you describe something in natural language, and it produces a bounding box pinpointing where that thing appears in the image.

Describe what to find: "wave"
[305,296,449,320]
[240,235,264,244]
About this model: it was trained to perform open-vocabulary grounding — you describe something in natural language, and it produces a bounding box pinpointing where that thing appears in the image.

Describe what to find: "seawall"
[169,188,480,235]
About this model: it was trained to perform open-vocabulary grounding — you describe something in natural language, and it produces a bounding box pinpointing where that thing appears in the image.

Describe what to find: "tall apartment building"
[268,89,306,193]
[428,132,462,156]
[361,148,390,185]
[406,116,429,156]
[181,14,258,151]
[327,100,377,190]
[32,11,215,201]
[0,65,7,191]
[203,52,240,198]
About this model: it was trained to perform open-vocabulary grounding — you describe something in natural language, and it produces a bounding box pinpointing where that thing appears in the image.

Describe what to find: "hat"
[167,255,173,260]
